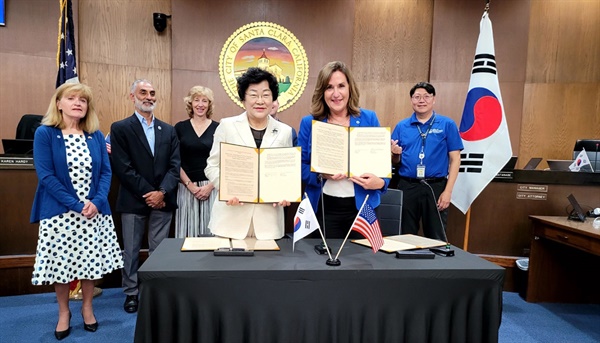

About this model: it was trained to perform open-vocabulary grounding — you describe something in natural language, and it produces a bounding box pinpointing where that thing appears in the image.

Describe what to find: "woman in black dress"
[174,86,219,237]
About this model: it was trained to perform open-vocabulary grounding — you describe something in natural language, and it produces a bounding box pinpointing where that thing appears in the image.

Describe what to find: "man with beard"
[110,79,180,313]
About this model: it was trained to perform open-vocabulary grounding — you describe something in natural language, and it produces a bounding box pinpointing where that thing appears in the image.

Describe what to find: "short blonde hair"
[310,61,360,121]
[183,86,215,119]
[42,83,99,133]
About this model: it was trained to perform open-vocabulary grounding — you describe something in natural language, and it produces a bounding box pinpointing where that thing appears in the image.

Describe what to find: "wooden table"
[527,215,600,303]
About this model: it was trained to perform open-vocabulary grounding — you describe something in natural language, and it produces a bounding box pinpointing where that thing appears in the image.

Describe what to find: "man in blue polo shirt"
[390,82,463,240]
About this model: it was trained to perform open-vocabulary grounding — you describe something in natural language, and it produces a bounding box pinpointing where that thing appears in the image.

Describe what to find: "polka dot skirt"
[31,134,123,285]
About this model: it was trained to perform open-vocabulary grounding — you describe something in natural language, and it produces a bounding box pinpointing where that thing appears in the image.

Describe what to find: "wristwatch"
[159,188,167,196]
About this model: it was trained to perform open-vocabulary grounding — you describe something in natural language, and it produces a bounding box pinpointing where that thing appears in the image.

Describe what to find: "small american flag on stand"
[351,200,384,253]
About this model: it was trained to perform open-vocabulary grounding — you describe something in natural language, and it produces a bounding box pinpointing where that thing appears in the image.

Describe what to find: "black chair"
[15,114,43,140]
[377,189,403,236]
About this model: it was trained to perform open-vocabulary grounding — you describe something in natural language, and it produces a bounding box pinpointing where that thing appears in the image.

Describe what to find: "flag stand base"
[326,258,341,266]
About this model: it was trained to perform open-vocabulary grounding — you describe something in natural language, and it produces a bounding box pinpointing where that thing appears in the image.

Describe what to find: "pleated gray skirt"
[174,181,217,238]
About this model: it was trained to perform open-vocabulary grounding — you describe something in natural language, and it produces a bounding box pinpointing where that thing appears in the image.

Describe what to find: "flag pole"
[306,191,334,261]
[463,207,472,251]
[314,176,330,255]
[333,194,369,261]
[316,224,334,261]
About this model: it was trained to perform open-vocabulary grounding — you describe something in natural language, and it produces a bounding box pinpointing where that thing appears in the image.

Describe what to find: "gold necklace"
[328,115,349,126]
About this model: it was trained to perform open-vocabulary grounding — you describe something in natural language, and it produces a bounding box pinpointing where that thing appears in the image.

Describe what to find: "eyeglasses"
[411,94,434,102]
[245,93,273,101]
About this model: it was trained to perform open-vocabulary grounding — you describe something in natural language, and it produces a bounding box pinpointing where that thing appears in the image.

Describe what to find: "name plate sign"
[516,184,548,201]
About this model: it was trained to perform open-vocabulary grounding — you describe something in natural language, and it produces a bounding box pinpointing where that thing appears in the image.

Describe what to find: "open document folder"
[181,237,280,251]
[352,234,446,253]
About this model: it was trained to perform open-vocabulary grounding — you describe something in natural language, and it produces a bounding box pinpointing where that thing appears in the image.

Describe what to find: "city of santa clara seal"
[219,22,309,112]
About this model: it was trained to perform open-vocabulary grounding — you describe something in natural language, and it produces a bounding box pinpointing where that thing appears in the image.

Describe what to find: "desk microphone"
[420,179,454,257]
[595,143,599,172]
[314,176,331,256]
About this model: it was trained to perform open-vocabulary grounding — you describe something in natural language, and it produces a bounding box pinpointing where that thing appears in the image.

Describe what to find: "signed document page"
[349,126,392,178]
[310,120,349,176]
[181,237,231,251]
[219,142,259,202]
[219,143,301,203]
[386,234,446,248]
[353,234,445,253]
[258,147,302,203]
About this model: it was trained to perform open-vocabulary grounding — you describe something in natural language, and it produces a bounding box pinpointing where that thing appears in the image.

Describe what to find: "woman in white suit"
[205,68,293,239]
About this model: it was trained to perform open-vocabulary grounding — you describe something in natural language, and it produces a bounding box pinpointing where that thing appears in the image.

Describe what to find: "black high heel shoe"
[82,311,98,332]
[54,312,72,340]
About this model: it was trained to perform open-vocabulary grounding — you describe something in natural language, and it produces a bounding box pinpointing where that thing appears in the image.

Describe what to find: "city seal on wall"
[219,22,309,112]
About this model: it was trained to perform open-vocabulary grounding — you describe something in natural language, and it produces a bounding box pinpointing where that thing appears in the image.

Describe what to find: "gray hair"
[130,79,153,94]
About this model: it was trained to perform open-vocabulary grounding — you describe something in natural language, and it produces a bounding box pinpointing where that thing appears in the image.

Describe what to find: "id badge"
[416,164,426,179]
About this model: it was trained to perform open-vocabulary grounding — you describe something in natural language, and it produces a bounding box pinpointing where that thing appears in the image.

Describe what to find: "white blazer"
[205,112,293,240]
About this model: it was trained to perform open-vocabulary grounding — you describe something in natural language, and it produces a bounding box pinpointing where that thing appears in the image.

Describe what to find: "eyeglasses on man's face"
[411,94,434,102]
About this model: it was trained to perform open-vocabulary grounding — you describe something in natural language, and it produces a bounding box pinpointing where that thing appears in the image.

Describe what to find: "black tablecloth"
[135,238,504,343]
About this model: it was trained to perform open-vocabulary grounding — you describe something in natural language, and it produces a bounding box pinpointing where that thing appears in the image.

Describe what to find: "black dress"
[174,119,219,237]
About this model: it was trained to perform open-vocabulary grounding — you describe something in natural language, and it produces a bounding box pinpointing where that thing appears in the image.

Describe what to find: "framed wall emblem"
[219,22,309,112]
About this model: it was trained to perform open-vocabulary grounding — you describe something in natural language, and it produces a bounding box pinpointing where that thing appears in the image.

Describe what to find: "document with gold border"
[181,237,280,251]
[219,142,301,203]
[353,234,446,253]
[181,237,232,251]
[310,121,391,178]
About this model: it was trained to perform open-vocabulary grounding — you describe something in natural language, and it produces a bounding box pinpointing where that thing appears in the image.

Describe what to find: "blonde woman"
[30,83,123,340]
[174,86,219,237]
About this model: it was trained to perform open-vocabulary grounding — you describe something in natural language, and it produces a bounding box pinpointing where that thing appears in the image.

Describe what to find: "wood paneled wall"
[520,0,600,168]
[353,0,433,129]
[78,0,172,134]
[1,0,597,158]
[170,0,355,129]
[430,0,531,161]
[0,0,62,143]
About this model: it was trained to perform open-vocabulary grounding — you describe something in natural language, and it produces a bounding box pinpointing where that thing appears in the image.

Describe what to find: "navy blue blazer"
[297,108,390,213]
[30,126,112,223]
[109,114,180,215]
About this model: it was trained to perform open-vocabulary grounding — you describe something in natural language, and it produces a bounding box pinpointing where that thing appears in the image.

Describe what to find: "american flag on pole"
[451,10,512,214]
[56,0,79,87]
[351,200,383,253]
[57,0,80,296]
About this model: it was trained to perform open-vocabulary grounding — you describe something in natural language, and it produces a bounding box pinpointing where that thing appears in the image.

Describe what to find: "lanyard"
[416,114,435,162]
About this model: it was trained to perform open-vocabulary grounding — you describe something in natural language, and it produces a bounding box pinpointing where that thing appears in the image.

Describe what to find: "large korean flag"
[451,11,512,214]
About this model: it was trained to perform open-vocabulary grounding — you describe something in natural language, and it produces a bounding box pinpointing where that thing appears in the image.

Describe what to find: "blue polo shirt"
[391,112,463,178]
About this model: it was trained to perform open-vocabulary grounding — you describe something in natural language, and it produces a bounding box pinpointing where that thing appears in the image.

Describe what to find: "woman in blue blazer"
[30,83,123,340]
[298,61,389,239]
